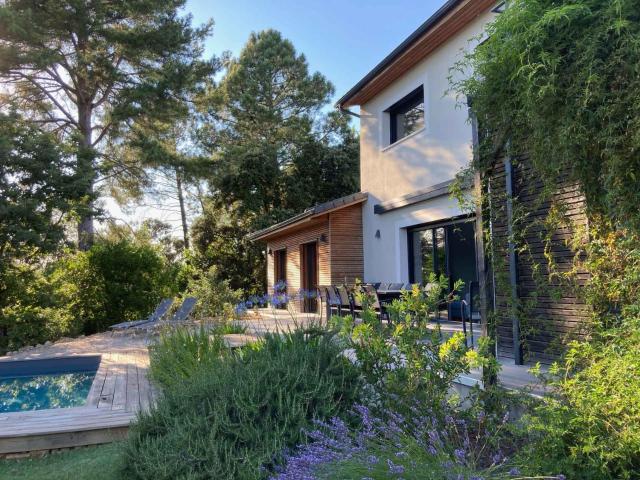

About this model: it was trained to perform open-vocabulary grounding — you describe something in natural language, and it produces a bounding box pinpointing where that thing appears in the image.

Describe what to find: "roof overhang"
[336,0,497,108]
[247,192,368,242]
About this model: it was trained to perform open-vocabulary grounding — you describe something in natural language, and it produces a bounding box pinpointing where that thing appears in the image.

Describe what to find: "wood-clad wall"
[329,204,364,285]
[264,203,364,311]
[266,219,330,311]
[487,157,590,362]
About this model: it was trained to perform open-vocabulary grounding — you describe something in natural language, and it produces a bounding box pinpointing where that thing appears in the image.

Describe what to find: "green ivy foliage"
[454,0,640,229]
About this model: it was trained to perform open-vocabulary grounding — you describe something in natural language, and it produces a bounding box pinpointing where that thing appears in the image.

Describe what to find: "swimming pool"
[0,356,101,413]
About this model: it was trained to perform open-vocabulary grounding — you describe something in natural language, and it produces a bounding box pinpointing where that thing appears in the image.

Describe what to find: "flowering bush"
[520,315,640,480]
[272,402,563,480]
[331,277,496,410]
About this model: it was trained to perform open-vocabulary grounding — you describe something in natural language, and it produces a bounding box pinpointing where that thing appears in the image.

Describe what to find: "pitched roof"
[247,192,368,241]
[336,0,496,108]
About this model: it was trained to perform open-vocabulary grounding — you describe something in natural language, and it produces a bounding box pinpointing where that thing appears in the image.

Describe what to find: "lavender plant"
[272,403,563,480]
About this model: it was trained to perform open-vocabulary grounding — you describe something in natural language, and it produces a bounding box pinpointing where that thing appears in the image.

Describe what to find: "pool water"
[0,372,95,413]
[0,356,100,413]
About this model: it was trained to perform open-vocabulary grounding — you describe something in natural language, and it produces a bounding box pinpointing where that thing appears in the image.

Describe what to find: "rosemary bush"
[125,328,362,479]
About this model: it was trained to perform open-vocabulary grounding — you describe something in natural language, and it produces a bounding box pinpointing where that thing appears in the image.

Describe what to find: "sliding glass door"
[408,220,478,318]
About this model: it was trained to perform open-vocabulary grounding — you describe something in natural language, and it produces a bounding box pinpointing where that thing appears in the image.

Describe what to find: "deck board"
[0,341,155,454]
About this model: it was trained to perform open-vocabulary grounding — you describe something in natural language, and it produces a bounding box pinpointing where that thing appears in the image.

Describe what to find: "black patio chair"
[321,286,342,319]
[363,284,385,322]
[336,285,354,317]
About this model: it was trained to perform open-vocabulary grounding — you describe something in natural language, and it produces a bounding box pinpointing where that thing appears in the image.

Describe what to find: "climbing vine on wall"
[455,0,640,229]
[450,0,640,358]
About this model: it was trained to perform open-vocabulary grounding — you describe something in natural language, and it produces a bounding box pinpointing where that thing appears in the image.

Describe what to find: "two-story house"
[249,0,589,365]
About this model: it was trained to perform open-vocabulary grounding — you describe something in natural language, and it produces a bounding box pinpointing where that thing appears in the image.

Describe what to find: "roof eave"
[336,0,497,108]
[247,192,368,242]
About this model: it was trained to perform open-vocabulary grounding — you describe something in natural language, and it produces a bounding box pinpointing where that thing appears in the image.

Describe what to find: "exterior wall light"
[375,229,381,239]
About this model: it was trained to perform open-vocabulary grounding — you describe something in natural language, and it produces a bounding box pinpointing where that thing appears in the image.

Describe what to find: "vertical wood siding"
[264,204,364,311]
[329,204,364,285]
[487,156,591,362]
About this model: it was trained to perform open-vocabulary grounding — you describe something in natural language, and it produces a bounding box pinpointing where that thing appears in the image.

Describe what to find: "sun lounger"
[134,297,197,331]
[109,298,173,331]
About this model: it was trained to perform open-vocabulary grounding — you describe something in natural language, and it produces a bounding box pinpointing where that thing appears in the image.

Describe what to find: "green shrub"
[125,327,362,479]
[0,263,82,354]
[521,316,640,479]
[148,326,229,391]
[178,262,243,320]
[50,239,176,333]
[331,278,493,411]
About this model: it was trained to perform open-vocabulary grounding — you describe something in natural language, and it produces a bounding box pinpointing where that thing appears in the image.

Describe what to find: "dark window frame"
[406,215,475,284]
[386,85,425,145]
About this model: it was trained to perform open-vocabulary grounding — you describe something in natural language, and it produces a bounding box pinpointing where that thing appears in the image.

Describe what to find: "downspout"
[470,106,498,386]
[504,153,523,365]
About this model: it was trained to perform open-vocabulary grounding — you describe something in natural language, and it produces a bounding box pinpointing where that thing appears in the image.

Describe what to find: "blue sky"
[104,0,448,232]
[185,0,446,105]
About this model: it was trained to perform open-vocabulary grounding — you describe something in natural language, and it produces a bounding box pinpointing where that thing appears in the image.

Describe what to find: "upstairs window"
[387,86,424,144]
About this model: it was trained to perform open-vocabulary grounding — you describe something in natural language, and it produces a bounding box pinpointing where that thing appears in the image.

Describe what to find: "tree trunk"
[176,169,190,249]
[77,101,95,251]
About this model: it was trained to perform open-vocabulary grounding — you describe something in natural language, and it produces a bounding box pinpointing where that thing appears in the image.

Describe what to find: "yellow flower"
[464,349,482,368]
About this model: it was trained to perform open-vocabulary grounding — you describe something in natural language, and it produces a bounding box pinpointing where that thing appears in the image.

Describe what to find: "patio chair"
[135,297,197,332]
[351,284,365,319]
[388,283,404,292]
[109,298,173,332]
[335,285,354,317]
[323,286,342,318]
[363,284,385,321]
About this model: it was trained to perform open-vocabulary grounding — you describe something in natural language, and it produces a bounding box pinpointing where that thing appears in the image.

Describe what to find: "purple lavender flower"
[454,448,466,464]
[508,467,521,476]
[387,459,405,475]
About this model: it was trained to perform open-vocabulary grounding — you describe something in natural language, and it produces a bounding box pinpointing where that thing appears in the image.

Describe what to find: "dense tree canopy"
[194,30,359,291]
[0,0,215,247]
[455,0,640,230]
[0,112,79,262]
[0,112,82,347]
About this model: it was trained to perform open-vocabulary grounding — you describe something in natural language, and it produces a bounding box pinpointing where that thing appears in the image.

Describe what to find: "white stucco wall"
[362,194,468,283]
[360,8,495,282]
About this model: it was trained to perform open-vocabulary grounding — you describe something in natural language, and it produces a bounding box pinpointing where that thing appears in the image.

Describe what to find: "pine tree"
[200,29,336,222]
[194,30,359,292]
[0,112,79,261]
[0,0,215,248]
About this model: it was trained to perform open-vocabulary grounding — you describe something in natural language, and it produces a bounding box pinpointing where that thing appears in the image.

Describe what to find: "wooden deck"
[0,336,156,455]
